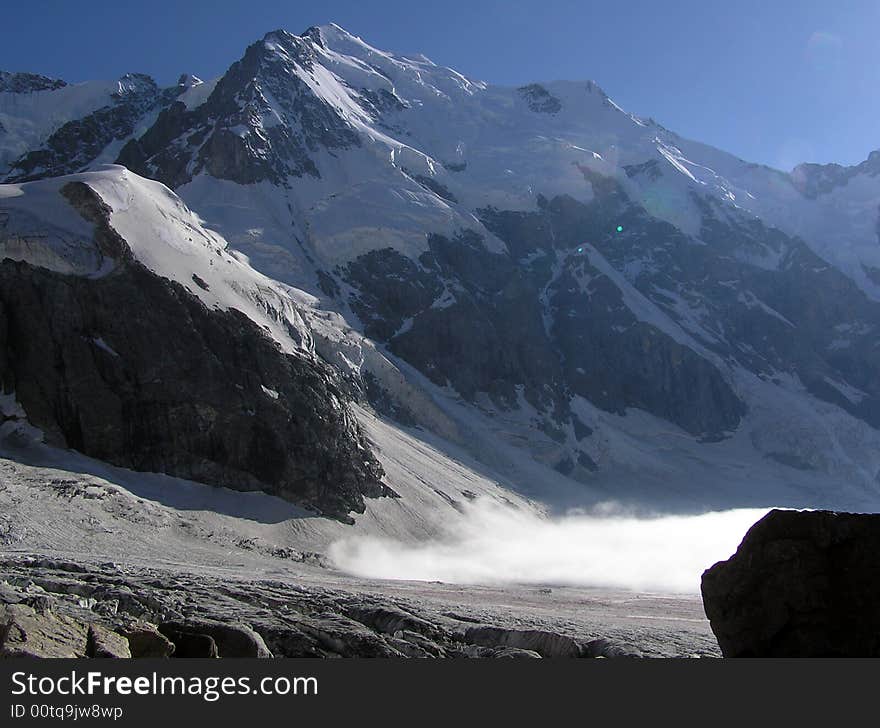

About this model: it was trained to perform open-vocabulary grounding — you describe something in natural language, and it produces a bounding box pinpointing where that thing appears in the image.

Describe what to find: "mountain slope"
[2,24,880,514]
[0,168,390,521]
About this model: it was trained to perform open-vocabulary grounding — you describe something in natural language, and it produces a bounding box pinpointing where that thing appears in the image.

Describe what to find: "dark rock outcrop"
[518,84,562,114]
[0,182,386,521]
[481,172,880,435]
[462,625,584,658]
[701,509,880,657]
[7,75,178,182]
[0,71,67,94]
[159,618,272,658]
[791,150,880,199]
[120,623,175,658]
[157,624,219,658]
[344,222,744,440]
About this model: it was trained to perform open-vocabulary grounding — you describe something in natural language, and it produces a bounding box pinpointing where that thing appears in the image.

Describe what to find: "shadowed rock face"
[479,176,880,433]
[791,151,880,199]
[0,71,67,94]
[518,84,562,114]
[0,183,386,522]
[344,222,745,441]
[701,509,880,657]
[7,75,177,183]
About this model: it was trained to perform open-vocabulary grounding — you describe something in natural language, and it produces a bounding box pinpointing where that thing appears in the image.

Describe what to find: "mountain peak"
[113,72,157,98]
[313,22,386,57]
[258,28,319,66]
[298,22,362,49]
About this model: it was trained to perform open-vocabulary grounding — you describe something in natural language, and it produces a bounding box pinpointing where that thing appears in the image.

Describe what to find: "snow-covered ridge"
[3,23,879,293]
[132,23,877,298]
[0,165,469,449]
[0,77,124,173]
[0,166,313,355]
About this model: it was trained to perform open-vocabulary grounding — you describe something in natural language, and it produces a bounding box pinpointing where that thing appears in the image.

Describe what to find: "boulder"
[159,619,272,658]
[0,603,88,658]
[345,604,443,641]
[463,625,583,658]
[87,623,131,658]
[296,612,405,657]
[120,622,175,658]
[701,509,880,657]
[157,624,219,658]
[582,638,643,658]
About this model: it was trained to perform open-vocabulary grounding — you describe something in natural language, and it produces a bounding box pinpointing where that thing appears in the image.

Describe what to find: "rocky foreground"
[0,555,718,659]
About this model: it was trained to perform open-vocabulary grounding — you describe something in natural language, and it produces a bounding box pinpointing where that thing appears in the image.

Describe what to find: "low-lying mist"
[328,502,772,593]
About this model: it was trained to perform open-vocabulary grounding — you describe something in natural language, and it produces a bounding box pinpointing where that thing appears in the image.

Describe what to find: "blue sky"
[3,1,877,170]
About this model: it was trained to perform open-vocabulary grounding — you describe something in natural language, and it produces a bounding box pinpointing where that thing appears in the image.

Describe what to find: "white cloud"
[329,501,771,593]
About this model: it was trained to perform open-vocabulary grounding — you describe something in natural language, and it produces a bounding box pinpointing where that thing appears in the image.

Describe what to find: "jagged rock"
[345,233,568,416]
[345,221,747,444]
[582,638,644,658]
[296,613,405,657]
[258,623,324,658]
[791,151,880,199]
[7,75,177,183]
[518,84,562,114]
[0,71,66,94]
[158,624,219,658]
[384,636,435,658]
[393,629,446,657]
[463,625,583,658]
[0,603,88,658]
[345,604,444,640]
[117,30,360,188]
[87,623,131,658]
[160,619,272,658]
[120,622,175,658]
[701,509,880,657]
[0,582,22,604]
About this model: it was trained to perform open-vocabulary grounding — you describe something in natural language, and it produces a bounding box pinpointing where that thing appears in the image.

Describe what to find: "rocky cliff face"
[0,180,387,522]
[0,71,67,94]
[6,75,179,182]
[117,30,361,188]
[791,150,880,200]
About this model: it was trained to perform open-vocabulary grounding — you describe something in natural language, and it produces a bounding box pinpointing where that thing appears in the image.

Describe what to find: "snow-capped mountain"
[0,167,392,522]
[3,23,880,517]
